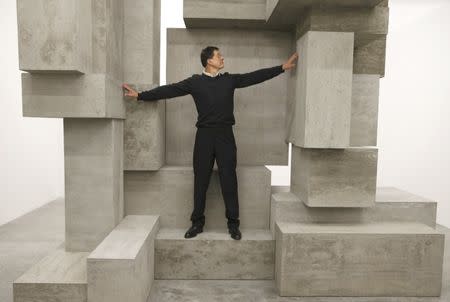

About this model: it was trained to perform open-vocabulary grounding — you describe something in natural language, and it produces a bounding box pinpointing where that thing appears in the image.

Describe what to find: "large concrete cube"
[17,0,92,73]
[21,73,125,118]
[64,118,124,252]
[124,165,271,229]
[290,145,378,207]
[286,31,354,148]
[165,28,291,165]
[124,84,165,171]
[275,221,445,296]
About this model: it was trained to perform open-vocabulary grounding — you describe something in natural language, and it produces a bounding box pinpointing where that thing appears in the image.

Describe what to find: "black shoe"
[228,226,241,240]
[184,224,204,238]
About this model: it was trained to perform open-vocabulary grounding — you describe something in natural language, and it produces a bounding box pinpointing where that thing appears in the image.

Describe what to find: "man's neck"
[203,67,220,77]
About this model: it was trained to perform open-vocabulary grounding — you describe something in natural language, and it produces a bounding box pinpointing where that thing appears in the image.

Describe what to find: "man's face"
[208,50,225,69]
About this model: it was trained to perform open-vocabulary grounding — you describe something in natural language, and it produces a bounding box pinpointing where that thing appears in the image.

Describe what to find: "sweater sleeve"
[231,64,285,89]
[137,76,193,101]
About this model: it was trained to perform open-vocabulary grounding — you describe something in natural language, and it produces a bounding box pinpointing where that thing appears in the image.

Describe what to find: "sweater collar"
[202,69,221,77]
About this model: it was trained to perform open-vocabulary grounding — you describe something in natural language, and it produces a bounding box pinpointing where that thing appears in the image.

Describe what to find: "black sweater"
[137,64,285,128]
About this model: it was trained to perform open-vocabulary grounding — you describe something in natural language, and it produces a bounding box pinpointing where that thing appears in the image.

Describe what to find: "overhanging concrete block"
[286,31,354,148]
[21,73,125,118]
[17,0,92,73]
[64,118,124,252]
[290,145,378,207]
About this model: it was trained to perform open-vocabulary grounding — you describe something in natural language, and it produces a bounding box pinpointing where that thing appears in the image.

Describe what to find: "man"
[123,47,298,240]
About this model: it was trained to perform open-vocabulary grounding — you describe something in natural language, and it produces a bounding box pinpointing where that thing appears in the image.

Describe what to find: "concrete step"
[125,165,271,229]
[271,186,437,236]
[275,221,445,296]
[13,243,89,302]
[87,215,160,302]
[154,227,274,279]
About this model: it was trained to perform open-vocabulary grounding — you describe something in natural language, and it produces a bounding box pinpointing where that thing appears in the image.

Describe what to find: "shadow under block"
[350,74,380,146]
[124,0,160,84]
[286,31,354,148]
[274,221,445,296]
[21,73,125,118]
[165,28,290,165]
[155,228,274,279]
[87,215,160,302]
[124,166,271,229]
[13,243,89,302]
[64,118,124,252]
[124,84,165,171]
[290,145,378,207]
[17,0,91,73]
[270,187,438,237]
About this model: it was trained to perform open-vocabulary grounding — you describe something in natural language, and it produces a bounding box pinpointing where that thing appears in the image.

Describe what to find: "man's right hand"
[122,83,138,99]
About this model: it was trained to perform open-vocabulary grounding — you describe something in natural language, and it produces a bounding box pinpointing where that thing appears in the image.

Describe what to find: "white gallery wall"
[1,0,449,227]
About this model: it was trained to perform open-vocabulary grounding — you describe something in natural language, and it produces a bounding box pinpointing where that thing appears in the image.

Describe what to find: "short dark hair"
[200,46,219,68]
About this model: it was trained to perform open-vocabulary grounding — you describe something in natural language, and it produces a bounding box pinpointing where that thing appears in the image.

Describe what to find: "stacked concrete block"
[275,221,445,296]
[87,215,160,302]
[125,166,271,229]
[16,0,92,74]
[64,118,124,252]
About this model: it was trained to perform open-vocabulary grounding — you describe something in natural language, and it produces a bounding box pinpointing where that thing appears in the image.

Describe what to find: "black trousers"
[190,125,240,229]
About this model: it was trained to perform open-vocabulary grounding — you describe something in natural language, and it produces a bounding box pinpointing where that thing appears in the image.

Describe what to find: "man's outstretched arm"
[136,76,193,101]
[230,52,299,89]
[231,65,285,89]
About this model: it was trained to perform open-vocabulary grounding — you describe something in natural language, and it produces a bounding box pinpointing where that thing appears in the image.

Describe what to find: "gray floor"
[1,199,448,302]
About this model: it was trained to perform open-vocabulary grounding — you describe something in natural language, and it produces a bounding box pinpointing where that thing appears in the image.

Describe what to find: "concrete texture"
[354,34,387,76]
[184,0,269,29]
[21,73,125,118]
[2,197,449,302]
[350,74,380,146]
[124,0,160,85]
[124,84,165,171]
[13,244,88,302]
[64,118,124,252]
[87,215,160,302]
[275,221,445,297]
[271,187,438,237]
[124,165,271,229]
[286,31,354,148]
[290,146,378,207]
[17,0,92,73]
[155,227,274,279]
[266,0,387,30]
[165,28,291,166]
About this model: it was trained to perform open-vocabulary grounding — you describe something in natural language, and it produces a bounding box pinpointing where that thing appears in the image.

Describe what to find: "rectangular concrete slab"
[124,0,160,84]
[165,28,290,165]
[286,31,354,148]
[21,73,125,118]
[155,227,274,279]
[275,221,445,296]
[270,187,438,237]
[17,0,91,73]
[350,74,380,146]
[13,243,88,302]
[87,215,160,302]
[290,145,378,207]
[124,84,165,171]
[64,118,124,252]
[124,165,271,229]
